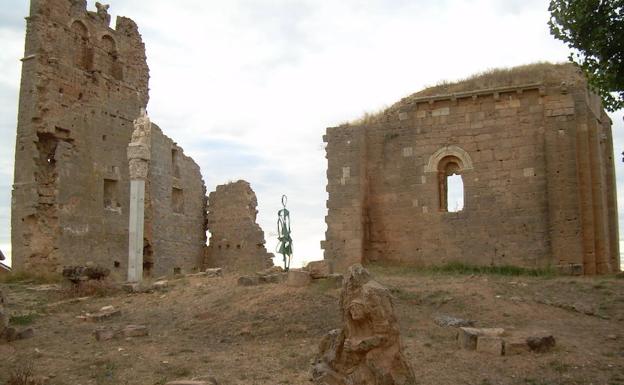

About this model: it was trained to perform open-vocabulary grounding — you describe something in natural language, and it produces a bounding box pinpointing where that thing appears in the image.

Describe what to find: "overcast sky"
[0,0,622,268]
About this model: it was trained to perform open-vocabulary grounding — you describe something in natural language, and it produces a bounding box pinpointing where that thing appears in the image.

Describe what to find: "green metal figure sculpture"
[277,195,293,271]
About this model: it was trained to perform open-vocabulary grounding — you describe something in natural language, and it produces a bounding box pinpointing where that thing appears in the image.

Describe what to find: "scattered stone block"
[121,324,149,338]
[434,315,475,328]
[476,336,503,355]
[458,327,505,350]
[287,270,311,287]
[94,327,116,341]
[526,334,556,353]
[153,280,169,290]
[83,306,121,322]
[258,273,285,284]
[306,260,331,279]
[238,276,260,286]
[205,268,223,277]
[504,338,531,355]
[326,273,343,288]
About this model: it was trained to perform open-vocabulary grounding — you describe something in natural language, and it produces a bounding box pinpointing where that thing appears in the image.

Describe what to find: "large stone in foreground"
[311,264,415,385]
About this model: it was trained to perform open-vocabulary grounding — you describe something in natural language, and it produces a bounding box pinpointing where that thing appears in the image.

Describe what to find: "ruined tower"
[323,63,620,275]
[12,0,207,278]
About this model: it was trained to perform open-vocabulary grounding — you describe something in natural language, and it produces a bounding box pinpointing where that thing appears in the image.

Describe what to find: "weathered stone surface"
[287,270,311,287]
[62,265,110,283]
[311,264,415,385]
[322,63,619,275]
[306,260,332,279]
[11,0,207,280]
[81,306,121,322]
[121,324,149,338]
[526,334,556,353]
[476,336,503,355]
[205,268,223,277]
[95,324,148,341]
[204,181,274,273]
[504,338,531,355]
[434,315,475,328]
[458,328,505,350]
[94,327,116,341]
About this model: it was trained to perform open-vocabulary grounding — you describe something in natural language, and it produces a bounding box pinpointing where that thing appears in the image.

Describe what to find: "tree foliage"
[548,0,624,111]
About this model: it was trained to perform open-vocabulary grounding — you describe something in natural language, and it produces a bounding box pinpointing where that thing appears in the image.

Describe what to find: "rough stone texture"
[476,336,504,355]
[204,180,274,272]
[286,269,312,287]
[306,260,332,278]
[11,0,207,279]
[434,315,475,328]
[311,264,415,385]
[322,63,619,274]
[458,327,505,350]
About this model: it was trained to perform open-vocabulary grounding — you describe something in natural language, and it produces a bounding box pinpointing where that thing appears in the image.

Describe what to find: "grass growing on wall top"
[368,261,557,277]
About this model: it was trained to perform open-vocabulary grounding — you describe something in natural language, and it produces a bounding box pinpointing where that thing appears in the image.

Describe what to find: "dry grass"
[60,279,121,299]
[347,62,584,125]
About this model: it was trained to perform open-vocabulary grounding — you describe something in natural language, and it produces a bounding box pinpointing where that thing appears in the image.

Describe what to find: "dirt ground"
[1,266,623,385]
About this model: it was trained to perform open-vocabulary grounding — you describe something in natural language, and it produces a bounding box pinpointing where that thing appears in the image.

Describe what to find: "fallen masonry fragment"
[311,264,415,385]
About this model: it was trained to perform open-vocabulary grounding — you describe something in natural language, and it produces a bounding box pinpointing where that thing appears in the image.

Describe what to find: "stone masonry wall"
[323,64,619,275]
[11,0,207,278]
[204,180,274,272]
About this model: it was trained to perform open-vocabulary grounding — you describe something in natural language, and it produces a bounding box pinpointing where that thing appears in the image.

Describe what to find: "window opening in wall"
[446,174,464,212]
[437,155,464,212]
[171,149,181,178]
[103,179,120,212]
[172,187,184,214]
[71,20,92,70]
[101,35,123,80]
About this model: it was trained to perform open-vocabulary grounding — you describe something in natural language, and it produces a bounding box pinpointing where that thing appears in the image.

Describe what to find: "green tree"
[548,0,624,111]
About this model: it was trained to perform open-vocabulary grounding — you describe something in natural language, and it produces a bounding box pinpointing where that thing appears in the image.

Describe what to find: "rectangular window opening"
[172,187,184,214]
[171,149,181,178]
[103,179,120,212]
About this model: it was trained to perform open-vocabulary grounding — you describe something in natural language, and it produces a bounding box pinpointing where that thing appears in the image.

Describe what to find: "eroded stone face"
[204,180,274,272]
[11,0,207,279]
[323,64,620,275]
[312,264,415,385]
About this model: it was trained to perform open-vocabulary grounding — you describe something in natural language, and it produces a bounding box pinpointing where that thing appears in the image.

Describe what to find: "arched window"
[101,35,123,80]
[70,21,92,70]
[425,145,473,213]
[437,156,464,212]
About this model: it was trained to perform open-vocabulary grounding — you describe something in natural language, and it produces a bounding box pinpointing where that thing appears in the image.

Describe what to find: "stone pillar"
[127,109,151,282]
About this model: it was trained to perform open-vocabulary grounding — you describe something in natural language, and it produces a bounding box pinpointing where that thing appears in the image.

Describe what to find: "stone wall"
[11,0,206,278]
[323,64,619,275]
[205,180,274,272]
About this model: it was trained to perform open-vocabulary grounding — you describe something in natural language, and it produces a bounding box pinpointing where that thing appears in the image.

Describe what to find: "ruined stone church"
[322,64,620,275]
[10,2,620,278]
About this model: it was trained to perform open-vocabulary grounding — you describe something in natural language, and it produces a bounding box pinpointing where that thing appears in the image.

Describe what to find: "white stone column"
[128,179,145,282]
[127,109,151,283]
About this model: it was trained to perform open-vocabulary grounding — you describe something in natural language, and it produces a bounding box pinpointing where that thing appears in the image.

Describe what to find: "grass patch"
[0,271,62,284]
[368,262,556,277]
[9,313,38,326]
[60,279,120,299]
